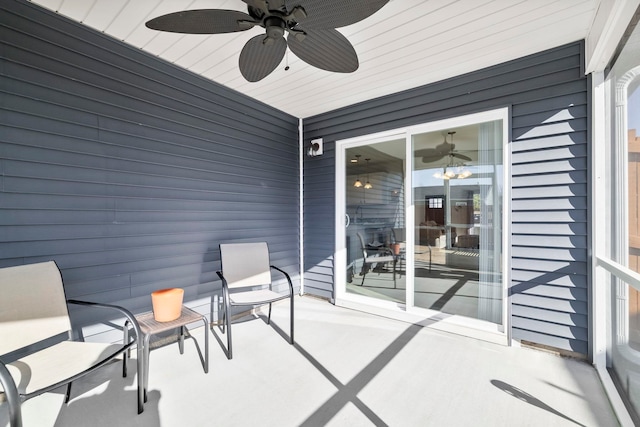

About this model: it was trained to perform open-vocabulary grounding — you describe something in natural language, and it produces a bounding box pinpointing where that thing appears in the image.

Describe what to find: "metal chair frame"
[216,242,294,359]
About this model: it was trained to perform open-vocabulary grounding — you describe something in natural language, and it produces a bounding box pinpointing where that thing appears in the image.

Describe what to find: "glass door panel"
[337,110,506,333]
[345,139,406,303]
[411,122,503,324]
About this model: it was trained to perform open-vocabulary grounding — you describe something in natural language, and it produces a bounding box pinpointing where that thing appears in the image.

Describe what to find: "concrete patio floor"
[1,295,620,426]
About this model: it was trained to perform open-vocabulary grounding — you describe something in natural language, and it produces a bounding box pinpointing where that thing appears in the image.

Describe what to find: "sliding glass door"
[411,121,503,323]
[336,109,507,333]
[344,138,406,304]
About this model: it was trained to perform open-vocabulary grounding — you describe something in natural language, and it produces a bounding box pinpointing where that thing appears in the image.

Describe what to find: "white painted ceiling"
[28,0,599,118]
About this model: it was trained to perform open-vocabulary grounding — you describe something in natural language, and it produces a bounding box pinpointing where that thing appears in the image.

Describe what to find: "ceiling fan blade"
[239,35,287,82]
[415,148,439,158]
[421,154,445,163]
[146,10,256,34]
[286,0,389,29]
[415,143,451,158]
[437,141,454,153]
[287,29,358,73]
[451,153,472,161]
[267,0,286,9]
[242,0,267,9]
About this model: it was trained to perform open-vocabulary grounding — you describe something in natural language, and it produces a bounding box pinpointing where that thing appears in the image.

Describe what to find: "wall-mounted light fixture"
[307,138,323,157]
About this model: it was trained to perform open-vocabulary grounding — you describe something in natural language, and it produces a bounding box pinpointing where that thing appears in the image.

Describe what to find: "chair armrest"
[0,360,21,426]
[66,300,143,349]
[216,271,230,290]
[216,271,231,302]
[216,271,226,285]
[66,299,146,414]
[270,265,294,294]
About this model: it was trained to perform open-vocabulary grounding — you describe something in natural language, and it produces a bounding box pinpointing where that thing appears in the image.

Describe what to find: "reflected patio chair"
[0,261,144,427]
[216,242,294,360]
[356,232,397,287]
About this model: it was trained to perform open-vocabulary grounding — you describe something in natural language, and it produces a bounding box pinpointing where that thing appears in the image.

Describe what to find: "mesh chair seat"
[3,341,123,396]
[364,254,396,263]
[229,288,290,306]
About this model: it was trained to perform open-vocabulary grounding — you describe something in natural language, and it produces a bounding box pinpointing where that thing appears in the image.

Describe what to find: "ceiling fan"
[416,131,472,164]
[145,0,389,82]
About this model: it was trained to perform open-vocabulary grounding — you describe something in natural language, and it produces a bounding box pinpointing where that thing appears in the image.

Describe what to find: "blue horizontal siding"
[0,0,300,330]
[303,41,590,355]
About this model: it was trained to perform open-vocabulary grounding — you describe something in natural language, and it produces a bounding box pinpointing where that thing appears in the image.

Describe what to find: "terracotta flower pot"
[151,288,184,322]
[391,243,401,255]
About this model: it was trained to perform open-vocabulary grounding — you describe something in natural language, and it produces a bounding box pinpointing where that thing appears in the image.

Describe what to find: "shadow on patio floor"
[1,295,619,427]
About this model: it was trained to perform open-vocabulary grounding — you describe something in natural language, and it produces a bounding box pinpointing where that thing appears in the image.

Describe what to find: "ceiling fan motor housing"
[264,16,286,40]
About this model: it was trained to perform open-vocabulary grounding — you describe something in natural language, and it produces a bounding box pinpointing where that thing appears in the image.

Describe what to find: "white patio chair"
[356,232,397,287]
[0,261,144,427]
[216,242,294,359]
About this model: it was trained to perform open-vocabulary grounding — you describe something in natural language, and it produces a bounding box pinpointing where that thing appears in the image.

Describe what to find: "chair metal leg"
[0,362,22,427]
[267,302,272,324]
[289,294,294,344]
[221,306,226,334]
[179,326,185,354]
[143,333,151,404]
[200,316,209,373]
[64,382,72,403]
[136,336,145,412]
[361,263,368,286]
[226,308,233,360]
[123,321,129,378]
[393,258,397,288]
[219,283,233,359]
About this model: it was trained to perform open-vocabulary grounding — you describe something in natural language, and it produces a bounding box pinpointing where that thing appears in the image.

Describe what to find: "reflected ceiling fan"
[145,0,389,82]
[416,131,472,163]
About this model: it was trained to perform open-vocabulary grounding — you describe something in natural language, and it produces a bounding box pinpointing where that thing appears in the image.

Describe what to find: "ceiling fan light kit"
[146,0,390,82]
[424,131,473,180]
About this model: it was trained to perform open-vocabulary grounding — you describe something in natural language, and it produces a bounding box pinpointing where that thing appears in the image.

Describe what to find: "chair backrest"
[356,232,370,258]
[220,242,272,289]
[0,261,71,355]
[391,228,406,243]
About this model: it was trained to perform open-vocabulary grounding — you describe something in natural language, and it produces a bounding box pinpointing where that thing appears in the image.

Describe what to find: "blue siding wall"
[0,0,300,330]
[303,42,590,355]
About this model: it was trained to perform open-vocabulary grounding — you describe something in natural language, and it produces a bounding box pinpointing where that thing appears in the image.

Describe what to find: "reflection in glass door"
[337,110,506,330]
[412,122,503,323]
[345,139,406,303]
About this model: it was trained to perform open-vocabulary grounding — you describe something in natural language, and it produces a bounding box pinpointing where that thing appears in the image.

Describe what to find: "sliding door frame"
[335,108,511,345]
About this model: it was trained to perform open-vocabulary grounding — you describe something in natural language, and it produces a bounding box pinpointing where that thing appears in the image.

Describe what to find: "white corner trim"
[299,117,304,296]
[585,0,640,74]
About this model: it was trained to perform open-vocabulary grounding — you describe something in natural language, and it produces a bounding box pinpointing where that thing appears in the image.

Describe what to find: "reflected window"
[428,198,443,208]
